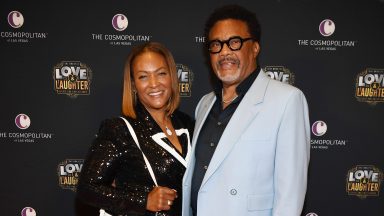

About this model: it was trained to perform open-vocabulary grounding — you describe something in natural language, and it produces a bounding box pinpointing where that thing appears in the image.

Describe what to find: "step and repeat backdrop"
[0,0,383,215]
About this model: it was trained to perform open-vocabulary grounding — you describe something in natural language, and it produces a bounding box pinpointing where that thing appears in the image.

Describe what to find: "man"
[182,5,310,216]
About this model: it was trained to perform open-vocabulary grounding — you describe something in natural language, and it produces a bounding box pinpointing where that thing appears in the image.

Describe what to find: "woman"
[77,42,193,216]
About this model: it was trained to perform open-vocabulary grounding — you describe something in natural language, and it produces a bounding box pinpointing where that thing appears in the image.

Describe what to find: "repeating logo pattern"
[1,10,48,43]
[53,61,92,98]
[264,66,295,85]
[91,13,151,46]
[310,120,348,150]
[58,159,84,191]
[346,165,382,198]
[176,64,194,97]
[355,68,384,104]
[297,18,356,51]
[0,114,54,143]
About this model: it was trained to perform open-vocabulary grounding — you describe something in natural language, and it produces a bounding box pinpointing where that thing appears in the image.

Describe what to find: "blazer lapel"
[184,93,216,185]
[193,92,216,142]
[200,71,270,188]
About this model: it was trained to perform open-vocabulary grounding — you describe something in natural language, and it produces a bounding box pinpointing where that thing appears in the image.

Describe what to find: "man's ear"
[253,42,260,59]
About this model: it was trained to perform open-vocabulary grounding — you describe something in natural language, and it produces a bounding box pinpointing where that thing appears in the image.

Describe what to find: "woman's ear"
[131,81,136,93]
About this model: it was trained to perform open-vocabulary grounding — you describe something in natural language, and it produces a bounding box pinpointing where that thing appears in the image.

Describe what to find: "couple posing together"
[77,4,310,216]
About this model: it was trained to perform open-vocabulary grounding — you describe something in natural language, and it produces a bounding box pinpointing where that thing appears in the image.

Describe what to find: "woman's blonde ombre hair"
[122,42,180,119]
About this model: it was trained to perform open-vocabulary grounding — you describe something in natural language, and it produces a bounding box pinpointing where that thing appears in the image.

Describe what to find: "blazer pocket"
[247,194,274,211]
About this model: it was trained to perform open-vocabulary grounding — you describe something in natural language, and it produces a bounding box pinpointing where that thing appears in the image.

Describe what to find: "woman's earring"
[133,90,137,102]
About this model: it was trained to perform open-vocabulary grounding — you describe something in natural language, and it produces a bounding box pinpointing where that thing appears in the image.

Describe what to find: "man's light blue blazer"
[182,70,310,216]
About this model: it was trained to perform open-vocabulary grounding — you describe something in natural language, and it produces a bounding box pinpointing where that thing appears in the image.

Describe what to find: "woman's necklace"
[159,116,172,136]
[165,125,173,136]
[222,89,238,104]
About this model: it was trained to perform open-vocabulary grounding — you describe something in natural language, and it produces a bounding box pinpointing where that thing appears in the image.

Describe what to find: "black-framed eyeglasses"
[208,36,254,54]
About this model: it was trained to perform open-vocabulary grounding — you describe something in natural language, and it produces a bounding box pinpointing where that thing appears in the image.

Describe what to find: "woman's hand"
[146,186,178,212]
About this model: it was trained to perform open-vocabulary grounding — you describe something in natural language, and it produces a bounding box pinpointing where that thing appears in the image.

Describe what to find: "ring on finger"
[167,200,172,205]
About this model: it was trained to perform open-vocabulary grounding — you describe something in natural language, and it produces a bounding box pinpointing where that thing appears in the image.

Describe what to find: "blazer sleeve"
[76,119,150,215]
[273,89,310,216]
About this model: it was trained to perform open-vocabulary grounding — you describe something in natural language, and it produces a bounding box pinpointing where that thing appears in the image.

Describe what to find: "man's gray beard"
[216,56,241,84]
[217,70,240,83]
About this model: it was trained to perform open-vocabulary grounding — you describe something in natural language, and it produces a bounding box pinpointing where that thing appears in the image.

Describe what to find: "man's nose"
[220,42,232,55]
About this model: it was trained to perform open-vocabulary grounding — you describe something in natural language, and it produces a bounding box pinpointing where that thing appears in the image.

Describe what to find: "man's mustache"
[218,56,240,65]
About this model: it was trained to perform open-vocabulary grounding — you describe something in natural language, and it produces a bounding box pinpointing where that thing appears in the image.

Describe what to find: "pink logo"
[312,120,327,136]
[319,19,335,37]
[21,207,36,216]
[112,14,128,31]
[15,114,31,129]
[8,11,24,28]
